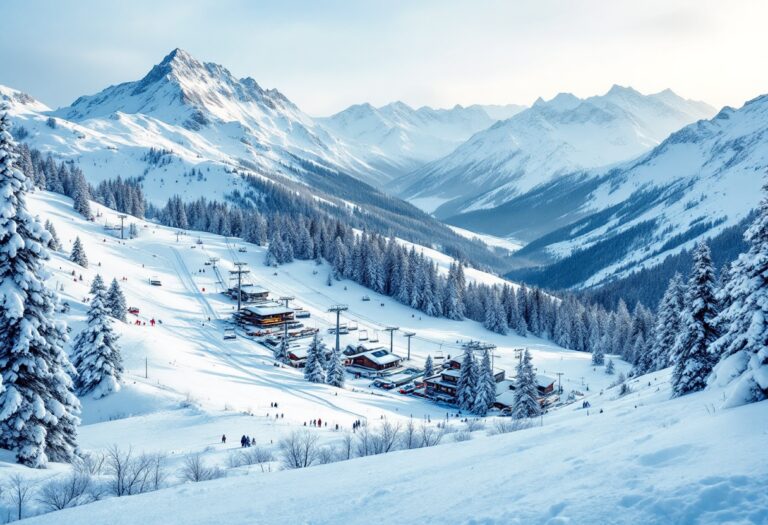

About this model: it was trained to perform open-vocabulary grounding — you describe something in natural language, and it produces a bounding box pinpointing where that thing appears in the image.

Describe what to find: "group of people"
[352,419,364,432]
[239,435,255,448]
[133,318,161,327]
[304,418,324,428]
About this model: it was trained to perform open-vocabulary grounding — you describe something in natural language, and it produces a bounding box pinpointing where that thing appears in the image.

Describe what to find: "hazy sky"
[2,0,766,115]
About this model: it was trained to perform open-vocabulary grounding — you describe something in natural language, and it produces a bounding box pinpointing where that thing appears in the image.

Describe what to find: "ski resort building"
[492,375,558,410]
[224,284,269,303]
[235,302,295,328]
[424,360,506,404]
[349,348,402,372]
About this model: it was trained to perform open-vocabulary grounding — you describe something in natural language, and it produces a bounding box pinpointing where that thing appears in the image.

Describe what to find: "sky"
[1,0,767,116]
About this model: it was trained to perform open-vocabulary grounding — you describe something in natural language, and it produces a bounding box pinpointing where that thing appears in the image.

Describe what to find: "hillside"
[319,101,523,180]
[495,92,768,289]
[400,86,715,216]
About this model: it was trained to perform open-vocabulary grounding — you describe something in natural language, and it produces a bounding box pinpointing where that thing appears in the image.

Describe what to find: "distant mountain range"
[397,85,715,215]
[4,47,764,291]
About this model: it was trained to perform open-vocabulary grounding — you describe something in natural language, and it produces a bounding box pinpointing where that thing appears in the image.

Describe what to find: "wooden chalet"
[493,374,557,410]
[350,348,402,372]
[425,358,506,403]
[225,284,269,303]
[235,302,294,328]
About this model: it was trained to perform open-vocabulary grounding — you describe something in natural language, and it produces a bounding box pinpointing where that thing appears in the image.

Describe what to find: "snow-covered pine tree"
[605,359,615,375]
[106,278,127,322]
[0,105,80,466]
[70,236,88,268]
[44,219,61,251]
[643,273,685,374]
[89,273,106,297]
[304,334,326,383]
[671,241,719,397]
[708,182,768,406]
[472,349,496,416]
[71,293,123,398]
[483,291,508,335]
[512,349,541,419]
[274,339,289,363]
[72,171,91,219]
[456,348,478,411]
[325,346,345,388]
[423,355,434,378]
[591,329,605,366]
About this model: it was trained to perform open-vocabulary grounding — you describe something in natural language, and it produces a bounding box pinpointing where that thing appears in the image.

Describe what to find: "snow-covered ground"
[3,191,765,524]
[449,224,524,253]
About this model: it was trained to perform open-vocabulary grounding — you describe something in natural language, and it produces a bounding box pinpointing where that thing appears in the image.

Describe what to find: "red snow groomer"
[128,307,140,315]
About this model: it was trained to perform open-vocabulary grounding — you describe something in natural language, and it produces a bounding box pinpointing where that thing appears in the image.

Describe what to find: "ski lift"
[348,322,358,331]
[223,328,237,340]
[369,330,380,343]
[358,329,369,341]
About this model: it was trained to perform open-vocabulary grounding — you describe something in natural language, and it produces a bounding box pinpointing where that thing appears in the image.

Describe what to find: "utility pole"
[403,331,415,360]
[176,230,183,243]
[229,262,249,311]
[327,305,348,354]
[384,326,399,354]
[117,214,127,240]
[556,372,564,394]
[145,357,148,379]
[279,296,295,344]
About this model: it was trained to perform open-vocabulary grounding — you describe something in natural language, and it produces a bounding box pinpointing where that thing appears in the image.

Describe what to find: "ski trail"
[168,245,365,418]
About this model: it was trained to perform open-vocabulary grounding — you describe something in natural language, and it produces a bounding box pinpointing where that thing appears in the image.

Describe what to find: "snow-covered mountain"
[463,92,768,288]
[318,101,524,180]
[4,49,394,197]
[400,86,716,215]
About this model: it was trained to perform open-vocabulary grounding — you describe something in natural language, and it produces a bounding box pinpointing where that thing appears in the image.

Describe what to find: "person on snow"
[221,434,226,444]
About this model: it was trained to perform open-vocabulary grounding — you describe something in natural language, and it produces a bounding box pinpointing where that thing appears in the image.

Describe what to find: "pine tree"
[0,105,80,466]
[456,349,478,411]
[71,293,123,398]
[644,273,684,373]
[709,182,768,406]
[671,242,719,397]
[70,236,88,268]
[90,273,106,296]
[304,335,326,383]
[591,332,605,366]
[472,349,496,416]
[72,171,91,218]
[44,220,61,251]
[325,346,345,388]
[106,278,127,322]
[605,359,615,375]
[483,291,508,335]
[423,355,434,378]
[512,349,541,419]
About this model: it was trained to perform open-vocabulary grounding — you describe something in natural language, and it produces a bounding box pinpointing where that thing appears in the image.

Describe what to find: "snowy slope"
[2,192,764,524]
[400,86,715,215]
[319,102,523,180]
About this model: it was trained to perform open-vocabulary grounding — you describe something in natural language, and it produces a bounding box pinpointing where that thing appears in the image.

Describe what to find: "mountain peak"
[605,84,640,97]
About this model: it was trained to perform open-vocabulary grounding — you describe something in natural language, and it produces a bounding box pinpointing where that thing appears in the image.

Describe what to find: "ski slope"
[3,191,765,524]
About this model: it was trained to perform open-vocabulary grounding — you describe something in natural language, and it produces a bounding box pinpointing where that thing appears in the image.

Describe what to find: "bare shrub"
[37,473,92,511]
[279,431,320,469]
[452,430,472,442]
[228,447,275,472]
[73,451,106,476]
[465,418,485,432]
[179,453,225,482]
[401,418,420,450]
[419,423,445,447]
[5,474,35,521]
[487,418,533,436]
[316,446,339,465]
[105,445,165,496]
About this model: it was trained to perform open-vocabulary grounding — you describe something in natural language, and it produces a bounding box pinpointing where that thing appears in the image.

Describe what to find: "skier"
[150,318,155,327]
[221,434,226,444]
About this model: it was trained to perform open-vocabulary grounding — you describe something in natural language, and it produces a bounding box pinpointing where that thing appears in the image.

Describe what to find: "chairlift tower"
[117,214,127,240]
[279,296,295,344]
[327,305,349,354]
[383,326,399,354]
[403,331,415,361]
[462,340,498,369]
[229,262,249,311]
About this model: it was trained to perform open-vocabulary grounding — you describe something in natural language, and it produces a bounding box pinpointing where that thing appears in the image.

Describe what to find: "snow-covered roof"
[362,349,401,366]
[288,347,308,359]
[243,302,293,316]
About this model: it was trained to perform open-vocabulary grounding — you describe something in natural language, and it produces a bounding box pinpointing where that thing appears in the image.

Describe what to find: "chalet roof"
[243,302,293,316]
[361,349,401,366]
[345,343,386,356]
[288,347,308,359]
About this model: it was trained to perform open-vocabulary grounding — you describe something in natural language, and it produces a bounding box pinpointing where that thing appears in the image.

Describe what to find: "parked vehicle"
[128,307,140,315]
[399,384,416,394]
[362,295,370,301]
[223,329,237,340]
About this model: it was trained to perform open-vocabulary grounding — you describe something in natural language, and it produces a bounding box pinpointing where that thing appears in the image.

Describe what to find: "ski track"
[168,244,366,418]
